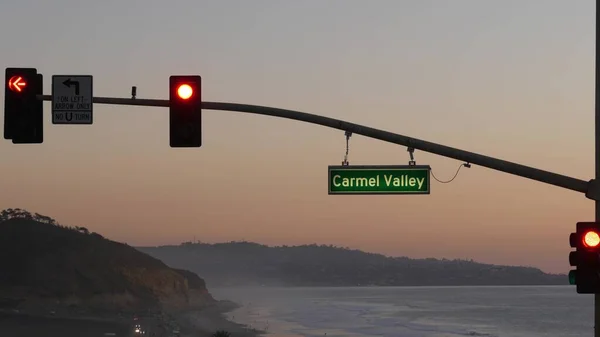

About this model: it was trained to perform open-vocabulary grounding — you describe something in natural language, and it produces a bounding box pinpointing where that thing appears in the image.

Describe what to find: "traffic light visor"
[583,231,600,248]
[177,84,193,100]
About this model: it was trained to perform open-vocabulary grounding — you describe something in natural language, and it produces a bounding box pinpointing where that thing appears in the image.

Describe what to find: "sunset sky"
[0,0,595,273]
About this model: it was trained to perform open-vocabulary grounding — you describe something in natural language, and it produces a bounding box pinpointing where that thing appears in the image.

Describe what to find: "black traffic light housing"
[4,68,43,144]
[569,222,600,294]
[169,75,201,147]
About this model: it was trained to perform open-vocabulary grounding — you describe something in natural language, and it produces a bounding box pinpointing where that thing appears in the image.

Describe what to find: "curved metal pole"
[40,95,591,196]
[204,102,589,195]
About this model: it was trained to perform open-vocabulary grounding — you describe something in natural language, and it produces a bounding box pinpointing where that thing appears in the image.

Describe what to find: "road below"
[0,312,133,337]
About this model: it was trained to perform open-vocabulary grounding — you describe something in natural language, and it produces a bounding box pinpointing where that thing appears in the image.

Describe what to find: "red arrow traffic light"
[4,68,43,143]
[8,76,26,93]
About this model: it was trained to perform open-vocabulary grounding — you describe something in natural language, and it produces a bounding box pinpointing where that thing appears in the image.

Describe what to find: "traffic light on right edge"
[169,75,201,147]
[569,222,600,293]
[4,68,43,143]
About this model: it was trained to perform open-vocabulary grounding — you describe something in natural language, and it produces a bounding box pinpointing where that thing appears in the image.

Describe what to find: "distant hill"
[138,241,567,287]
[0,208,215,315]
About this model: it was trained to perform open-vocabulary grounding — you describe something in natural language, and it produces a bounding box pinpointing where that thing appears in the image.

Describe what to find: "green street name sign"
[328,165,431,195]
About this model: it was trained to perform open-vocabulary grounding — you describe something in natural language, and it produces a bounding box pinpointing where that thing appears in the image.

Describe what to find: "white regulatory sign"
[52,75,93,125]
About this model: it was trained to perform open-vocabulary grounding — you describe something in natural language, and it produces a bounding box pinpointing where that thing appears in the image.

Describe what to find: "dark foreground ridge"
[0,208,258,337]
[0,208,215,314]
[138,241,567,287]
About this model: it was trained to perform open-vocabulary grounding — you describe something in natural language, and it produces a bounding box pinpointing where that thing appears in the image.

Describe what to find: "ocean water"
[210,286,594,337]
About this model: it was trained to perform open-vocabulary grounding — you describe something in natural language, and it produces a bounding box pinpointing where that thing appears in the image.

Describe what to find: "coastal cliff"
[0,208,215,315]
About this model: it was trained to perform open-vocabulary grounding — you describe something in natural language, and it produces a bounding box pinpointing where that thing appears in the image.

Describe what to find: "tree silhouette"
[75,226,89,234]
[0,208,91,235]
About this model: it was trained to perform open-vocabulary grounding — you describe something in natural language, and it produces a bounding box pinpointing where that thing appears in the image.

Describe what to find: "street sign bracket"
[341,131,352,166]
[407,147,416,166]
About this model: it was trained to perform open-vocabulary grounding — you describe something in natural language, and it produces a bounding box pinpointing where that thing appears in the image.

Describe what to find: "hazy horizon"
[135,238,569,274]
[0,0,595,274]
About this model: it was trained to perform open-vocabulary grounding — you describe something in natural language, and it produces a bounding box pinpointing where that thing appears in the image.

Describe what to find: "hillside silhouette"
[138,241,566,287]
[0,208,215,315]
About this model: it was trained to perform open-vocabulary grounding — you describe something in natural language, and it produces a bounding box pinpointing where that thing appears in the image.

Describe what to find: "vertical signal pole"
[595,0,600,336]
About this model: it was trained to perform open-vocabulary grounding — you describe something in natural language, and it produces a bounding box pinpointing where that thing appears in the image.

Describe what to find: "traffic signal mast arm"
[36,94,593,199]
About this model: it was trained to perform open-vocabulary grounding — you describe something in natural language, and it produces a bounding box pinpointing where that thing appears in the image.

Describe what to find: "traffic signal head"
[569,222,600,293]
[169,75,201,147]
[4,68,43,143]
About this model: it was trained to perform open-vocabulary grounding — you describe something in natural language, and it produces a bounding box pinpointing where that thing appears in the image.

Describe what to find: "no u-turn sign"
[51,75,93,125]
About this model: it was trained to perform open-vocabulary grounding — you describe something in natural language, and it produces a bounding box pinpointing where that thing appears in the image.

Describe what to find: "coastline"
[174,300,264,337]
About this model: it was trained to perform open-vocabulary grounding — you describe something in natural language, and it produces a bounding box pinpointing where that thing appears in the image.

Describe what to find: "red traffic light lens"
[583,231,600,248]
[7,76,27,93]
[177,84,193,100]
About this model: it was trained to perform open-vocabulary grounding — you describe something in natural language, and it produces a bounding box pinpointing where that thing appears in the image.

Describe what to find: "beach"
[178,308,261,337]
[173,301,262,337]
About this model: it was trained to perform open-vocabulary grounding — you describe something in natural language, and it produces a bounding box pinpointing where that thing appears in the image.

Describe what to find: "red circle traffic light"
[177,84,193,100]
[8,76,27,93]
[583,231,600,248]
